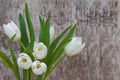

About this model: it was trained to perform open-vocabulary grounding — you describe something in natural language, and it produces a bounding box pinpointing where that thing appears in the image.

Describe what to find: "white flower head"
[17,53,32,69]
[50,25,55,43]
[33,42,47,59]
[32,61,47,75]
[3,20,21,41]
[64,37,85,56]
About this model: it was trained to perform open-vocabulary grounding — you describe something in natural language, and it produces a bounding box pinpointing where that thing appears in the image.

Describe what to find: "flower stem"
[29,68,33,80]
[19,41,26,50]
[23,69,29,80]
[36,75,43,80]
[9,37,20,80]
[27,70,29,80]
[23,70,26,80]
[43,55,66,80]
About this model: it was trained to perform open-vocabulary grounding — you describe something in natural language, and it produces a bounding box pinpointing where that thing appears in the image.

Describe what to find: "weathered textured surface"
[0,0,119,80]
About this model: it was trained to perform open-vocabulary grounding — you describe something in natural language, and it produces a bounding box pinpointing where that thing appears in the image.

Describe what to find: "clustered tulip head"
[1,3,86,80]
[17,42,48,75]
[3,20,48,75]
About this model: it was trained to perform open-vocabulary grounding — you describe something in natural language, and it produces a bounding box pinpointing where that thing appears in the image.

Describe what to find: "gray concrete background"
[0,0,119,80]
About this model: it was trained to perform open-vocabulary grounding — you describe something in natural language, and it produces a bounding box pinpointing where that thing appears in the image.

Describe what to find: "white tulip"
[3,20,21,41]
[32,61,47,75]
[50,25,55,43]
[33,42,47,59]
[64,37,85,56]
[17,53,32,69]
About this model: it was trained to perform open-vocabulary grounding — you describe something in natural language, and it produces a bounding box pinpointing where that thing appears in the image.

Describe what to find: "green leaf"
[0,60,12,69]
[45,39,71,66]
[43,39,71,79]
[39,18,50,48]
[19,13,29,48]
[10,35,20,80]
[65,24,77,39]
[0,50,13,70]
[39,17,44,42]
[39,16,44,28]
[25,3,35,42]
[43,24,76,79]
[24,41,34,61]
[39,16,44,44]
[19,40,34,61]
[25,41,34,53]
[48,26,71,55]
[45,24,76,68]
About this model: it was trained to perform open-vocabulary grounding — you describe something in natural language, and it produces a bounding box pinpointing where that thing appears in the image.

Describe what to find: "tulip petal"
[64,37,85,56]
[17,53,32,69]
[3,21,21,41]
[32,61,47,75]
[33,42,47,59]
[50,25,55,43]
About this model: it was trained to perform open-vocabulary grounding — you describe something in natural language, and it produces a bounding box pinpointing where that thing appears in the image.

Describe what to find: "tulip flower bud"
[3,20,21,41]
[64,37,85,56]
[33,42,47,59]
[50,25,55,43]
[32,61,47,75]
[17,53,32,69]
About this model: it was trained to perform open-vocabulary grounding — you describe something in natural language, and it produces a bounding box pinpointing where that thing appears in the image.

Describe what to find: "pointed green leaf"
[65,24,77,39]
[25,3,35,42]
[19,13,29,48]
[39,17,44,42]
[43,24,76,79]
[24,41,34,61]
[39,18,50,48]
[48,26,71,54]
[45,24,76,67]
[0,50,13,70]
[45,39,71,66]
[0,60,13,70]
[39,16,44,43]
[39,16,44,28]
[19,40,34,61]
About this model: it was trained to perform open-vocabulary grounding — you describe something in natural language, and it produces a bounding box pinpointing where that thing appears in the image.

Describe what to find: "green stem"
[27,70,29,80]
[9,36,20,80]
[23,70,26,80]
[19,40,26,50]
[29,68,33,80]
[23,70,29,80]
[36,75,43,80]
[43,55,66,80]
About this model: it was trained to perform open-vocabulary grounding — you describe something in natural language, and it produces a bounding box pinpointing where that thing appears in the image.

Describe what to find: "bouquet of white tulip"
[0,3,85,80]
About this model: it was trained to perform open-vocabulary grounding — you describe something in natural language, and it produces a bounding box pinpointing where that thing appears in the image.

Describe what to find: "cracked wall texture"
[0,0,119,80]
